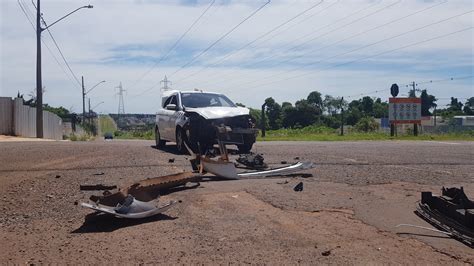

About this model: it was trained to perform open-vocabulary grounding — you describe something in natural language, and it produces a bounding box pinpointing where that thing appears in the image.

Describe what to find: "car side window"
[162,97,172,108]
[169,95,177,105]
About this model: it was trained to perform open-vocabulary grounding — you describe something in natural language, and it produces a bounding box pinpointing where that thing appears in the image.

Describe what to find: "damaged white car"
[155,90,258,154]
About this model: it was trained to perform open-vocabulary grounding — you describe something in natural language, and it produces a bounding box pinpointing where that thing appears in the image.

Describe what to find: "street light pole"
[35,1,93,138]
[82,79,106,123]
[36,0,43,138]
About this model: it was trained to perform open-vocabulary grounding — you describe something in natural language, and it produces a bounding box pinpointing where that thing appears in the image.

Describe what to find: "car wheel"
[175,128,188,154]
[155,127,165,149]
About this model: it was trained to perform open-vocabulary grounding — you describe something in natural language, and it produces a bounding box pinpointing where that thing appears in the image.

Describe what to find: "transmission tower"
[116,82,126,126]
[161,75,172,91]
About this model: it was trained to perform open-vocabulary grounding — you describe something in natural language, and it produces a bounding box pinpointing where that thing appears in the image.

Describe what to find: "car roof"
[162,90,223,98]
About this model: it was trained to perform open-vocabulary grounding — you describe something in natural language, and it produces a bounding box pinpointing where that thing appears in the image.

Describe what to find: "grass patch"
[99,115,118,136]
[114,130,154,140]
[258,126,474,141]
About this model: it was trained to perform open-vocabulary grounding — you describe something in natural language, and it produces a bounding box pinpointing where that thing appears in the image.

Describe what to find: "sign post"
[389,97,422,136]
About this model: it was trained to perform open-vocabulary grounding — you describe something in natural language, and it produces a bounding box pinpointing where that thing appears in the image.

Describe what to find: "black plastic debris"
[168,158,175,163]
[80,184,118,191]
[416,186,474,247]
[294,182,303,192]
[236,153,267,169]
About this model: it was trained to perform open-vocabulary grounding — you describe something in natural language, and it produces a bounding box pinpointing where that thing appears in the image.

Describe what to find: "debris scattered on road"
[236,153,267,169]
[294,182,303,192]
[55,175,61,178]
[168,158,175,163]
[93,172,105,176]
[80,184,118,191]
[415,186,473,247]
[281,161,288,164]
[321,250,331,256]
[277,180,289,184]
[81,195,177,219]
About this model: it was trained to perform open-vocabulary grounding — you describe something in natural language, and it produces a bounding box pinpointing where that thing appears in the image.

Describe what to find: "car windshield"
[181,93,236,108]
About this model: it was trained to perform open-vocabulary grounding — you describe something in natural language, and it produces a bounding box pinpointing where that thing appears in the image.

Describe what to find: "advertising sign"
[389,98,421,124]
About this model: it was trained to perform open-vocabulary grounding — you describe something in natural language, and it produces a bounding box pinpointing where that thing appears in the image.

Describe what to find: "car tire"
[175,128,188,154]
[155,127,165,149]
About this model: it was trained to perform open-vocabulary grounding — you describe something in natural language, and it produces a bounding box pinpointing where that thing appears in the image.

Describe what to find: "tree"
[373,98,388,118]
[360,96,374,116]
[420,90,437,116]
[264,97,282,130]
[463,97,474,115]
[307,91,323,111]
[447,97,463,113]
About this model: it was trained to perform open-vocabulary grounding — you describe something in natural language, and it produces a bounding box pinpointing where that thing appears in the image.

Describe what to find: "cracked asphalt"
[0,139,473,264]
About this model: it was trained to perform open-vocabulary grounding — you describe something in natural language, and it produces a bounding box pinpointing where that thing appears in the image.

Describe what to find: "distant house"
[452,116,474,126]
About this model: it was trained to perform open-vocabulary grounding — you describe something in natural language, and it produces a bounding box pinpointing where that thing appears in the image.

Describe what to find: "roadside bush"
[354,117,379,132]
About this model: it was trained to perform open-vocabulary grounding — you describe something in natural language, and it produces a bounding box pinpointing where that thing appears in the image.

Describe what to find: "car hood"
[185,107,250,119]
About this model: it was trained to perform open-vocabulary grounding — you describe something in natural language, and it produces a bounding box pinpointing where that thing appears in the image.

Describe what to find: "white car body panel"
[184,106,249,119]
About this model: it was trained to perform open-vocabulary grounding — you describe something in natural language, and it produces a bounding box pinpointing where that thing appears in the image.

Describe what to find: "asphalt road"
[0,140,473,264]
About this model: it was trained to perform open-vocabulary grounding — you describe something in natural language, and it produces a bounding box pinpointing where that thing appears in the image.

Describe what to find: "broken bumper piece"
[81,195,177,219]
[415,187,474,247]
[201,158,314,180]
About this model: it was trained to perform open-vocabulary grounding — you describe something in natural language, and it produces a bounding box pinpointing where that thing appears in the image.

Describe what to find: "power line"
[401,75,474,87]
[190,0,388,89]
[17,0,81,90]
[234,10,473,90]
[225,0,447,89]
[174,0,326,84]
[26,0,82,87]
[167,0,271,79]
[127,0,217,91]
[246,26,473,90]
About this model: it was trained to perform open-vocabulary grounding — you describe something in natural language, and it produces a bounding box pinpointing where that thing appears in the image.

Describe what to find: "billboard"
[389,98,421,124]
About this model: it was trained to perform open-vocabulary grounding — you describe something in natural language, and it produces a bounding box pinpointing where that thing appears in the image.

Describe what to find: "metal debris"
[81,195,176,219]
[415,187,474,247]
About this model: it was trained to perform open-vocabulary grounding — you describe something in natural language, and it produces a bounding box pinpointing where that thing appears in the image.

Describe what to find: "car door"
[159,95,175,140]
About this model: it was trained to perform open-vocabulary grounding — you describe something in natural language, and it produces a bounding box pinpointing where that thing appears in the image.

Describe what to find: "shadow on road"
[71,213,176,233]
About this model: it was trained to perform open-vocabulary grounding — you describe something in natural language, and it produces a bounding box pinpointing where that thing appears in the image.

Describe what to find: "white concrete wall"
[0,97,13,135]
[0,97,64,140]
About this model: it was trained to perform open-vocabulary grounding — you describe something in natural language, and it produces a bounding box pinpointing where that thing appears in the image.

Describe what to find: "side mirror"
[166,104,177,110]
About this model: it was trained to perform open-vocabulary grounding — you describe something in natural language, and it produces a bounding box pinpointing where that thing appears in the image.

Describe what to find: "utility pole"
[82,76,86,121]
[261,102,267,138]
[36,0,43,138]
[88,97,91,124]
[34,2,93,138]
[340,97,344,136]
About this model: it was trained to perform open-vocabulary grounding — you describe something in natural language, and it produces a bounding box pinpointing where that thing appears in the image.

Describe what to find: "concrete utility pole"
[340,97,344,136]
[34,1,93,138]
[36,0,43,138]
[82,76,86,120]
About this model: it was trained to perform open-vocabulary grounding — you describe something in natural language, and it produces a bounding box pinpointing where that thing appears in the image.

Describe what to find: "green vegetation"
[98,115,118,136]
[258,126,474,141]
[113,129,154,140]
[68,133,93,141]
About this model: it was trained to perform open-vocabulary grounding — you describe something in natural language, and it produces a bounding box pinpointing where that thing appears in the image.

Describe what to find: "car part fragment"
[236,153,267,169]
[81,195,177,219]
[415,187,474,247]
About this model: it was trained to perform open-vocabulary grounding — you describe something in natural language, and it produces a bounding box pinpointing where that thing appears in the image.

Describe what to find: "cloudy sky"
[1,0,473,114]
